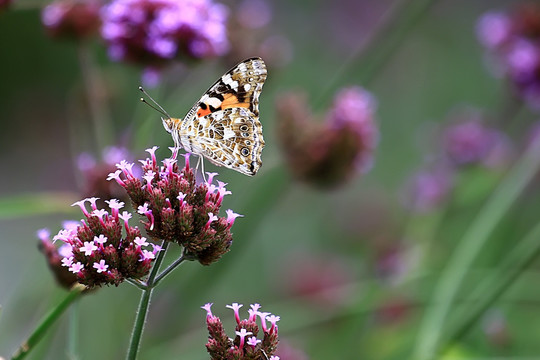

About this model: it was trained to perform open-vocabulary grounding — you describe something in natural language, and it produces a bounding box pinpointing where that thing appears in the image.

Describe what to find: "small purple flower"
[226,302,243,324]
[406,167,454,212]
[203,303,280,359]
[476,11,511,49]
[443,118,510,167]
[100,0,230,69]
[477,5,540,111]
[93,259,109,273]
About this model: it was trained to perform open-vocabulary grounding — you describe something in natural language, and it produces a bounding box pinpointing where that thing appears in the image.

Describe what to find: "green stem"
[11,284,86,360]
[413,138,540,360]
[441,220,540,352]
[126,278,148,291]
[126,241,169,360]
[67,299,80,360]
[153,254,187,286]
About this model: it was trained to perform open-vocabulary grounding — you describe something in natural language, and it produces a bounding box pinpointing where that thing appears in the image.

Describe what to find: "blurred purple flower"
[476,11,511,49]
[443,119,510,168]
[100,0,229,67]
[42,0,101,39]
[477,5,540,111]
[277,86,378,188]
[405,166,453,212]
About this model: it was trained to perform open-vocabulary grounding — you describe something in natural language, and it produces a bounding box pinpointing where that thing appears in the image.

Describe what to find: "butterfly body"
[162,57,267,176]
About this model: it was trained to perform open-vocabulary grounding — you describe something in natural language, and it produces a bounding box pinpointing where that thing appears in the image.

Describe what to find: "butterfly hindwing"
[188,108,265,176]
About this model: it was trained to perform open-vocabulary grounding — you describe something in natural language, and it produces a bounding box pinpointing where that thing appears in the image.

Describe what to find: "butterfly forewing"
[176,57,267,176]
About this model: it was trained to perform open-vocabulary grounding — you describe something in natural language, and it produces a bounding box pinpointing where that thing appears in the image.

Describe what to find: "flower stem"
[126,241,169,360]
[440,220,540,353]
[413,137,540,360]
[154,254,187,286]
[67,299,80,360]
[11,284,86,360]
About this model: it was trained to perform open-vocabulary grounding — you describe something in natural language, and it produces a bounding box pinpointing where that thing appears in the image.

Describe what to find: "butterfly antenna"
[139,86,173,119]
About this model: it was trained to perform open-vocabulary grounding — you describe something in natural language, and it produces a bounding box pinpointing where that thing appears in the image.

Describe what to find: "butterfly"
[140,57,267,176]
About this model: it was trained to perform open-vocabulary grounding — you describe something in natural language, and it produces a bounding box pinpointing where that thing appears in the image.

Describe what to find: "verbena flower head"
[38,227,79,289]
[202,303,279,360]
[107,147,240,265]
[277,86,378,188]
[100,0,229,70]
[52,198,158,287]
[42,0,101,39]
[477,5,540,110]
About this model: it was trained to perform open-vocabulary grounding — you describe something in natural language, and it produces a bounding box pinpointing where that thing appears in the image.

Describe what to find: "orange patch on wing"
[197,107,212,117]
[220,93,250,109]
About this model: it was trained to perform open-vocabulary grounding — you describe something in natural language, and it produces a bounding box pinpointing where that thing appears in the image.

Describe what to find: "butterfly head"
[161,117,182,146]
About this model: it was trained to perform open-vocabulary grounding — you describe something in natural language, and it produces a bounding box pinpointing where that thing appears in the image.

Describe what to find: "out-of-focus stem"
[11,284,86,360]
[77,42,113,150]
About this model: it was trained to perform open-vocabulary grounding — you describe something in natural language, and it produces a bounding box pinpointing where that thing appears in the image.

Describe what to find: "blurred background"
[2,0,540,358]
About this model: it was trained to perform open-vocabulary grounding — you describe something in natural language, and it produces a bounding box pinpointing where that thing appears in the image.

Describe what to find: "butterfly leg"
[195,155,207,182]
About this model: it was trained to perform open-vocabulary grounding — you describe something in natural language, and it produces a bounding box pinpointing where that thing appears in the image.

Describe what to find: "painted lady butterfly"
[141,57,267,176]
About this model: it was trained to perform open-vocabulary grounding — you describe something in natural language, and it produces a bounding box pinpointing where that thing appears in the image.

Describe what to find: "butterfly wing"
[178,57,267,175]
[189,107,265,176]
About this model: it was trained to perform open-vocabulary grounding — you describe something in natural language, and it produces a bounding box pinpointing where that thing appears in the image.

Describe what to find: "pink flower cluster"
[107,146,242,265]
[51,197,159,287]
[202,303,280,360]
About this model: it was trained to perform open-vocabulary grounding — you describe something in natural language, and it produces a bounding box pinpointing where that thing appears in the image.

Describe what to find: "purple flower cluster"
[51,198,159,287]
[42,0,101,39]
[107,146,241,265]
[443,119,510,167]
[202,303,280,360]
[277,86,378,188]
[100,0,229,67]
[477,5,540,109]
[405,110,511,213]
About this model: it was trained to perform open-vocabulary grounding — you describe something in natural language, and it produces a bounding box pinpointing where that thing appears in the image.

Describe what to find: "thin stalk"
[414,138,540,360]
[126,241,169,360]
[126,278,148,291]
[67,299,80,360]
[11,284,86,360]
[441,221,540,352]
[154,254,187,286]
[77,42,113,150]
